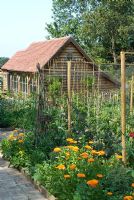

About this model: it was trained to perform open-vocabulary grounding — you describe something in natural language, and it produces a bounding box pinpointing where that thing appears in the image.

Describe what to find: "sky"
[0,0,53,57]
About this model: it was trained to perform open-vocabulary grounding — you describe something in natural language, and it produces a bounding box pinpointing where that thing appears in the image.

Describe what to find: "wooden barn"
[2,36,119,95]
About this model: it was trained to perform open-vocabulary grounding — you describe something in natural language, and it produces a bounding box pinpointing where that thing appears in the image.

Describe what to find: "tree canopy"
[46,0,134,63]
[0,57,9,69]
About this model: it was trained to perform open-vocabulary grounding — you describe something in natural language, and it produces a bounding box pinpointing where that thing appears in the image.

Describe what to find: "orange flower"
[87,179,99,188]
[89,140,94,144]
[91,150,98,155]
[97,150,105,156]
[18,133,24,137]
[65,152,70,160]
[107,192,113,196]
[70,164,76,170]
[64,174,71,179]
[85,145,92,150]
[131,183,134,188]
[18,139,23,143]
[80,152,88,159]
[66,138,77,144]
[77,173,86,178]
[124,196,133,200]
[96,174,103,178]
[87,158,95,163]
[67,146,79,152]
[55,164,65,170]
[53,147,61,153]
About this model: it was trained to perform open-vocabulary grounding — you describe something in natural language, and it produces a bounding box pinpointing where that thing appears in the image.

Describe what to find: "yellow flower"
[55,164,65,170]
[89,140,94,144]
[80,152,89,159]
[67,146,79,152]
[66,138,77,144]
[131,183,134,188]
[18,139,23,143]
[8,134,16,141]
[70,164,76,170]
[77,173,86,178]
[87,179,99,188]
[124,196,133,200]
[64,174,71,179]
[85,145,92,150]
[96,174,103,178]
[107,192,113,196]
[13,129,19,133]
[18,133,24,137]
[97,150,105,156]
[53,147,61,153]
[87,158,95,163]
[115,154,122,160]
[91,150,98,155]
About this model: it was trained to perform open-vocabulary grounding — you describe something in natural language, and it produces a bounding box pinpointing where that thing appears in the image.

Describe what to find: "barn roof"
[2,36,120,87]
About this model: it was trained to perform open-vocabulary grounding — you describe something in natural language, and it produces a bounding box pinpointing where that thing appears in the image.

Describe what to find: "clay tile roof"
[2,36,71,73]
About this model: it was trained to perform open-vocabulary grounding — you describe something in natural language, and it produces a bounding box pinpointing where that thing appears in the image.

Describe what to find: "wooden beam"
[120,51,127,164]
[67,61,71,133]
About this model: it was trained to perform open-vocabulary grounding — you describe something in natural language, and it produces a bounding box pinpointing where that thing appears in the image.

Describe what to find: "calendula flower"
[124,196,133,200]
[67,146,79,152]
[131,183,134,188]
[66,138,77,144]
[53,147,61,153]
[96,174,103,178]
[18,133,24,137]
[80,152,88,159]
[89,140,94,144]
[13,129,18,133]
[87,179,99,188]
[77,173,86,178]
[64,174,71,179]
[55,164,65,170]
[70,164,76,170]
[87,158,94,163]
[85,145,92,150]
[91,150,98,155]
[107,192,113,196]
[115,154,122,160]
[18,139,23,143]
[97,150,105,156]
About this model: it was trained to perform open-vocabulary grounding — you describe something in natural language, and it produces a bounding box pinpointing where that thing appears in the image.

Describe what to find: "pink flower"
[129,132,134,138]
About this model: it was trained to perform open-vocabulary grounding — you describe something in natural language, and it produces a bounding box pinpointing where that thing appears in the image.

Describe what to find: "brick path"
[0,130,47,200]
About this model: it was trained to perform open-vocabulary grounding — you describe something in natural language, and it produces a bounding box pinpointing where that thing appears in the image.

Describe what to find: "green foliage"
[0,57,9,68]
[46,0,134,63]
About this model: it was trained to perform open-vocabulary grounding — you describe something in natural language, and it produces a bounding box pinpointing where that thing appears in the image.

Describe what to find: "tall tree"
[46,0,134,63]
[0,57,9,69]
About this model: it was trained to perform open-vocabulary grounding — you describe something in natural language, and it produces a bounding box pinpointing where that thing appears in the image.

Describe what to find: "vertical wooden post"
[120,51,126,164]
[130,75,134,114]
[67,61,71,133]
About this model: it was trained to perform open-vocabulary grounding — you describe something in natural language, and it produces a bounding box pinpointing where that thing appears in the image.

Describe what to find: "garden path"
[0,130,47,200]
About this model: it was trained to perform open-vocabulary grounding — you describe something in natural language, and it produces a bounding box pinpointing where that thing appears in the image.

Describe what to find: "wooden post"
[67,61,71,133]
[130,75,134,114]
[120,51,126,164]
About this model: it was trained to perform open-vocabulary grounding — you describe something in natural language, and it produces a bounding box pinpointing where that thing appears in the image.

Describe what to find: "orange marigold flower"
[85,145,92,150]
[70,164,76,170]
[77,173,86,178]
[18,133,24,137]
[107,192,113,196]
[55,164,65,170]
[131,183,134,188]
[115,154,122,160]
[18,139,23,143]
[53,147,61,153]
[89,140,94,144]
[97,150,105,156]
[124,196,133,200]
[13,129,19,133]
[87,158,95,163]
[80,152,88,159]
[64,174,71,179]
[77,157,81,160]
[67,146,79,152]
[91,150,98,155]
[66,138,77,144]
[96,174,103,178]
[87,179,99,188]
